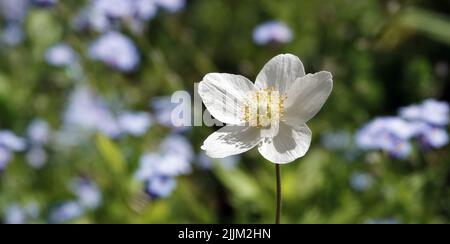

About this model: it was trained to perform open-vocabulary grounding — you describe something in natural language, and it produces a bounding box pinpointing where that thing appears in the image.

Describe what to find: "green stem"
[275,164,282,224]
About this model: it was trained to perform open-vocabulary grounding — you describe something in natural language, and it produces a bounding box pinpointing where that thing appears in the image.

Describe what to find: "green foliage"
[96,134,126,175]
[0,0,449,224]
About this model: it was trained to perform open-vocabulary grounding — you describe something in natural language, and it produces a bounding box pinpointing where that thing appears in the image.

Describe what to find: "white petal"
[198,73,256,125]
[284,71,333,125]
[258,123,311,164]
[255,54,305,94]
[260,121,280,139]
[201,125,261,158]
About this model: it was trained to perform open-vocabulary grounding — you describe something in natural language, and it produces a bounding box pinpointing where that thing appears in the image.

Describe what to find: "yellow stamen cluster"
[242,87,286,128]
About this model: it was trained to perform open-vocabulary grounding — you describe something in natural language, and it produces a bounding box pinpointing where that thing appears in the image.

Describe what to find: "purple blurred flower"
[355,117,417,158]
[253,21,293,45]
[32,0,58,7]
[3,202,40,224]
[398,99,449,150]
[414,123,449,149]
[76,7,111,32]
[422,127,448,149]
[4,204,26,224]
[0,130,25,170]
[70,178,102,210]
[92,0,135,19]
[151,96,175,126]
[136,152,191,180]
[160,134,193,162]
[0,131,26,152]
[26,146,47,169]
[49,201,84,223]
[63,86,121,139]
[118,112,152,137]
[151,96,190,131]
[89,32,140,72]
[135,152,188,198]
[400,99,449,126]
[97,114,122,138]
[135,134,193,198]
[146,176,176,198]
[0,0,28,22]
[27,119,50,145]
[155,0,185,13]
[45,43,78,67]
[135,153,161,180]
[63,86,104,130]
[1,23,24,46]
[135,0,158,20]
[0,147,12,170]
[78,0,161,33]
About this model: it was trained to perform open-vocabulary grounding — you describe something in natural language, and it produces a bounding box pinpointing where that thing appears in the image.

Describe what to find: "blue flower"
[63,86,121,139]
[1,23,24,46]
[135,134,193,198]
[77,0,187,33]
[49,201,84,224]
[160,134,194,162]
[45,43,78,67]
[31,0,58,8]
[0,0,28,22]
[27,119,50,145]
[89,32,140,72]
[400,99,449,126]
[151,96,190,131]
[0,147,12,171]
[78,0,161,33]
[422,127,448,149]
[398,99,449,150]
[26,146,48,169]
[76,6,111,32]
[145,176,177,198]
[92,0,135,19]
[414,123,449,149]
[0,0,28,47]
[155,0,186,13]
[355,117,417,158]
[350,172,373,192]
[135,0,158,20]
[135,153,161,180]
[135,153,189,198]
[117,112,152,137]
[151,96,176,127]
[253,21,293,45]
[3,202,40,224]
[4,204,26,224]
[136,151,191,180]
[70,178,102,210]
[0,130,26,152]
[62,86,156,140]
[0,130,25,170]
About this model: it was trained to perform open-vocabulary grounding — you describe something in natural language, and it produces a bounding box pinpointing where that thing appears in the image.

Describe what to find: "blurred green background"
[0,0,449,224]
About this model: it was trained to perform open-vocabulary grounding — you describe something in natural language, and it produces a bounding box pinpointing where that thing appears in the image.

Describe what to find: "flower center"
[242,87,286,128]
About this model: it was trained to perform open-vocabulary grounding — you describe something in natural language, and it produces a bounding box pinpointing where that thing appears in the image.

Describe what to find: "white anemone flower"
[198,54,333,164]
